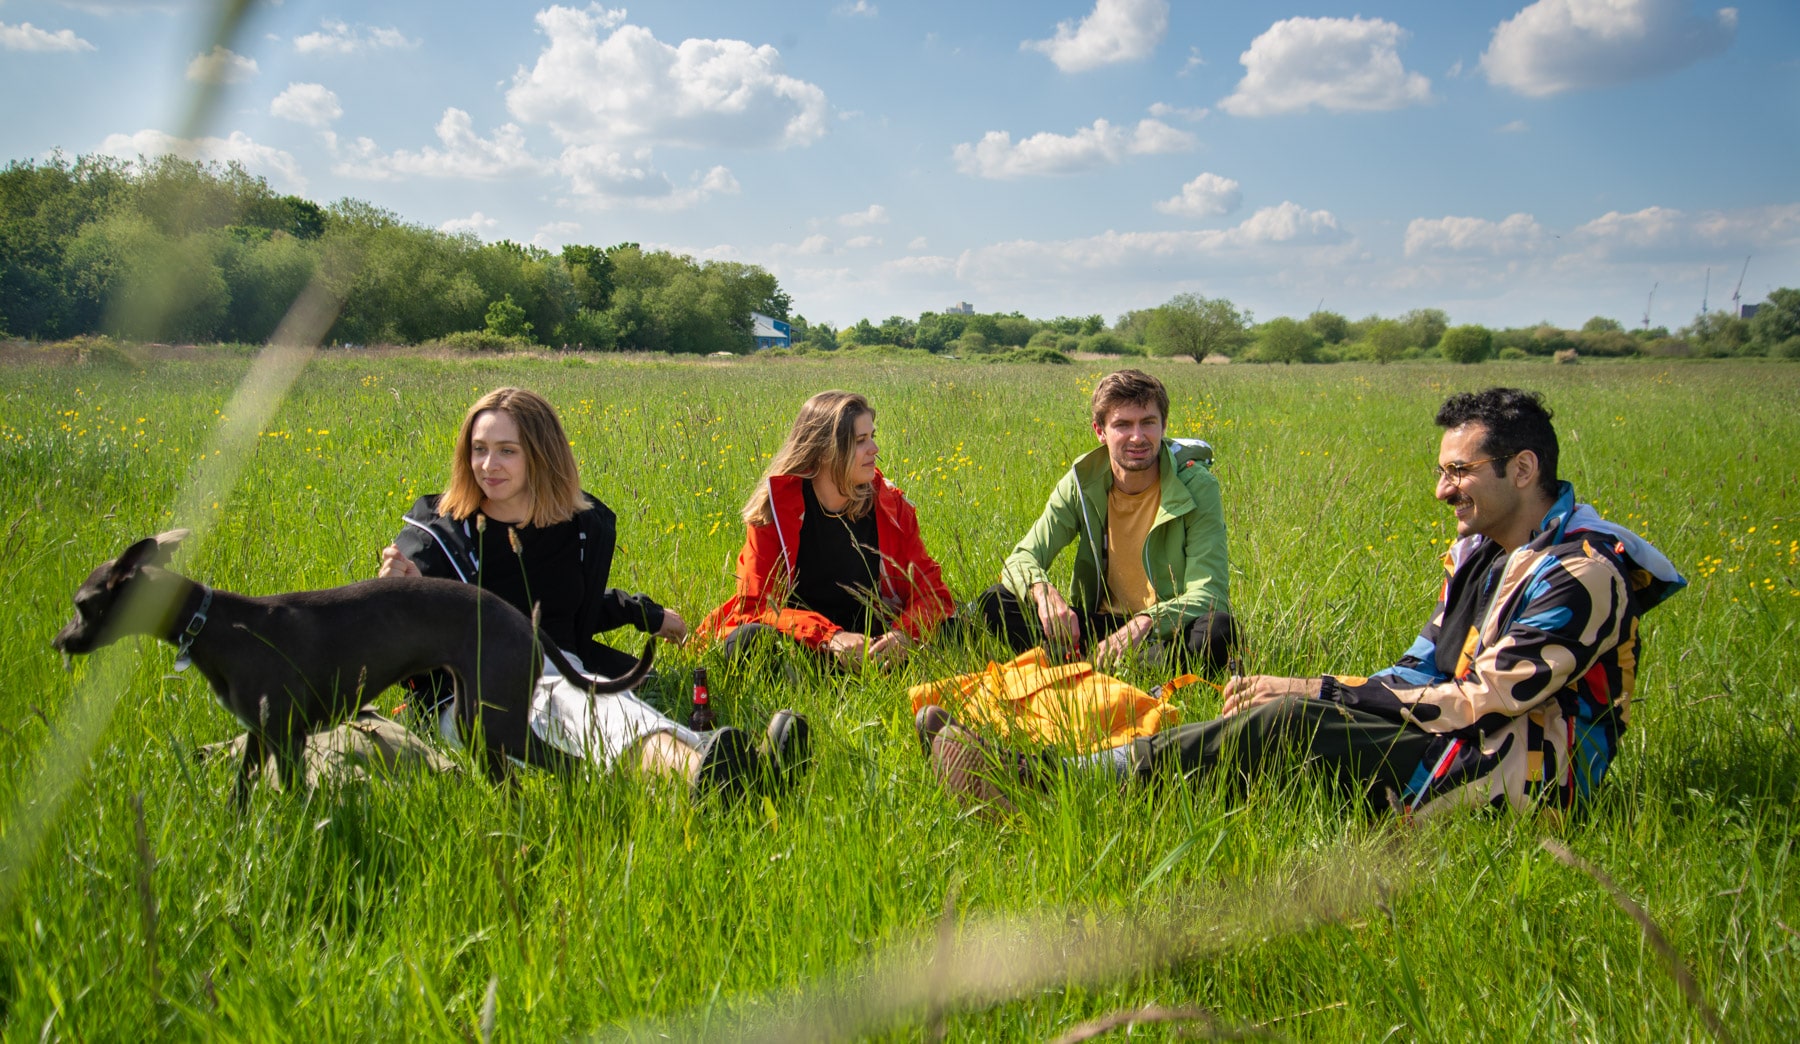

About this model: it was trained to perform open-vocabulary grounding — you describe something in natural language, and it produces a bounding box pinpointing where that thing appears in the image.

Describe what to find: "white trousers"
[437,653,700,770]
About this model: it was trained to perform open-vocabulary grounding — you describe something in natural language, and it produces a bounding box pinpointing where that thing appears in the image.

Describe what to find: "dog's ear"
[105,530,184,589]
[147,529,189,566]
[106,538,161,589]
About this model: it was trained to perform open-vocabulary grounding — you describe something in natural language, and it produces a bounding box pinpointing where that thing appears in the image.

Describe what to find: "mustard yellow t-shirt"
[1102,482,1159,614]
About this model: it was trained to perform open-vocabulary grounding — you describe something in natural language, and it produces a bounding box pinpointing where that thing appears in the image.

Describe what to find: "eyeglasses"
[1433,454,1513,484]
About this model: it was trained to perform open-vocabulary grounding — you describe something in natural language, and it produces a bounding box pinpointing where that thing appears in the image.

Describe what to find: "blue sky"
[3,0,1796,330]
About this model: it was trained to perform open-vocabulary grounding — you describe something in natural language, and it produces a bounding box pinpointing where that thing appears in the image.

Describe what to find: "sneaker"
[927,718,1044,818]
[914,704,952,759]
[761,709,813,790]
[691,726,756,799]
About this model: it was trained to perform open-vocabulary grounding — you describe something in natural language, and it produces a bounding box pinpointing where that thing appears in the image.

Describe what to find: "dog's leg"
[234,731,265,809]
[272,727,308,796]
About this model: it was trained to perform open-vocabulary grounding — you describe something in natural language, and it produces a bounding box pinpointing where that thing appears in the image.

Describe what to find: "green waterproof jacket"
[1001,438,1229,637]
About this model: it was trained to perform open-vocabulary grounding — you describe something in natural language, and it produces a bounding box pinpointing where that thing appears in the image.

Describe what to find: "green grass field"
[2,352,1796,1041]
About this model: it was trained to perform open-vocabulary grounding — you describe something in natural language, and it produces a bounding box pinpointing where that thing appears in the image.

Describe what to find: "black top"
[463,516,587,655]
[392,493,663,686]
[792,481,883,634]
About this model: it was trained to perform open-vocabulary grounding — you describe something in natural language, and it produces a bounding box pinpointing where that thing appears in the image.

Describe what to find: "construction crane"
[1702,267,1710,315]
[1730,255,1752,315]
[1642,282,1657,331]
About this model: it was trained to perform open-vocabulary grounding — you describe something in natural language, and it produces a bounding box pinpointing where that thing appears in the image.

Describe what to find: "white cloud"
[294,19,418,56]
[1404,213,1547,257]
[1497,119,1530,133]
[441,212,499,236]
[1220,16,1432,116]
[845,235,881,249]
[334,109,537,181]
[907,236,929,250]
[1,21,94,51]
[1179,46,1204,75]
[836,1,878,17]
[507,7,828,151]
[1573,202,1800,259]
[271,83,341,127]
[1024,0,1167,73]
[838,204,889,227]
[1481,0,1737,97]
[97,128,305,192]
[1154,172,1242,218]
[185,45,256,84]
[531,221,583,250]
[952,118,1194,179]
[557,148,740,210]
[955,202,1348,282]
[1147,101,1208,122]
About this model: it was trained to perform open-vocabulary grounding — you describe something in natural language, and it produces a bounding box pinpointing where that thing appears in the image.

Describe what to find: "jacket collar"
[1070,440,1195,524]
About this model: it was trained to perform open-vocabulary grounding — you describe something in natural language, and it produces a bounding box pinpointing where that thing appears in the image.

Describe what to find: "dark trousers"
[973,583,1239,673]
[1130,696,1433,802]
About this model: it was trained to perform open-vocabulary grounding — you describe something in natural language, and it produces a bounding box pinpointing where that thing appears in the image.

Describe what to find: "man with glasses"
[924,387,1685,818]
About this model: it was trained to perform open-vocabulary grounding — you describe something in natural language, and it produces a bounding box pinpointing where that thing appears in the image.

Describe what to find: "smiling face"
[1436,422,1533,547]
[470,408,531,521]
[1095,400,1164,489]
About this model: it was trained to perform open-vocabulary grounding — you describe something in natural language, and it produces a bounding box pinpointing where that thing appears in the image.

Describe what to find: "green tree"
[1679,310,1751,356]
[1365,319,1409,365]
[1749,288,1800,350]
[1582,315,1624,334]
[1439,324,1494,364]
[1306,309,1350,344]
[1252,316,1318,364]
[1145,293,1249,362]
[485,293,534,341]
[1401,307,1449,350]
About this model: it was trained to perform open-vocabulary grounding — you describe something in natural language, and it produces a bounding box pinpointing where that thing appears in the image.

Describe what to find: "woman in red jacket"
[698,390,955,671]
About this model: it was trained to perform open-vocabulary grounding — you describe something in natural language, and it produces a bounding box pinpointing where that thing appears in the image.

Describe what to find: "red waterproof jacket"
[697,471,955,648]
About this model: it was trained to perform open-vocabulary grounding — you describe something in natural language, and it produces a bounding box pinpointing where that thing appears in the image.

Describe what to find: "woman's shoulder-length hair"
[438,387,591,527]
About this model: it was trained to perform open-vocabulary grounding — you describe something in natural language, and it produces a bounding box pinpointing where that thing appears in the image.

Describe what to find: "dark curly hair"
[1434,387,1559,498]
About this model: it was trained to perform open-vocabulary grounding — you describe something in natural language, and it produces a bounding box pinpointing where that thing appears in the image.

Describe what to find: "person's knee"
[1184,610,1240,671]
[721,622,777,662]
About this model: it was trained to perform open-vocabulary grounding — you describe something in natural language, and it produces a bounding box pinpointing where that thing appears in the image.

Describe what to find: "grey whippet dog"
[53,530,653,805]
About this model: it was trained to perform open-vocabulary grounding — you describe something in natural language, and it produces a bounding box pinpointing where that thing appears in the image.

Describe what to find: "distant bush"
[428,330,535,352]
[1498,346,1529,360]
[1577,329,1638,357]
[1554,348,1580,365]
[980,346,1072,365]
[1078,331,1138,356]
[1773,336,1800,360]
[554,307,619,351]
[54,334,142,368]
[1439,324,1493,364]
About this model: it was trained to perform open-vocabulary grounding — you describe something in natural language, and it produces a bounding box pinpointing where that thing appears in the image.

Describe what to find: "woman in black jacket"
[378,387,807,794]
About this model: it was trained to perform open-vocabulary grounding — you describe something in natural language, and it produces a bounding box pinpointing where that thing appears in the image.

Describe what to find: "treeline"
[0,153,790,353]
[824,292,1800,363]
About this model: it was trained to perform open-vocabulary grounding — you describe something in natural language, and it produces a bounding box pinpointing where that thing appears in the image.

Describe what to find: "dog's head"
[53,529,190,657]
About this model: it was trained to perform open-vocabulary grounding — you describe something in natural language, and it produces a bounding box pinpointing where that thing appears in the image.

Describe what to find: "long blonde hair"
[438,387,590,527]
[744,391,874,525]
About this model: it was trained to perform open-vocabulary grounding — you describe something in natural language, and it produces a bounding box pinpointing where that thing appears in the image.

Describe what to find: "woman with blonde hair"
[698,390,955,670]
[379,387,809,794]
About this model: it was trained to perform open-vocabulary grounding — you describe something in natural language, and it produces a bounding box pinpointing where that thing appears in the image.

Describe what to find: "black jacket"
[393,492,664,678]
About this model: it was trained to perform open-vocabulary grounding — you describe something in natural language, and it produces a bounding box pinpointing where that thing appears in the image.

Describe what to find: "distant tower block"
[944,301,975,315]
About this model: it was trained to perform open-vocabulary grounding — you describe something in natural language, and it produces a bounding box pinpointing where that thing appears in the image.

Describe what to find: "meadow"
[0,351,1796,1041]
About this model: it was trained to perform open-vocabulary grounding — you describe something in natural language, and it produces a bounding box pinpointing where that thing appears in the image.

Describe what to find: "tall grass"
[1,354,1795,1039]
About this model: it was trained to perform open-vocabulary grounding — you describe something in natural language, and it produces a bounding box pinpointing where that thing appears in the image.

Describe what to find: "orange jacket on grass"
[697,470,955,648]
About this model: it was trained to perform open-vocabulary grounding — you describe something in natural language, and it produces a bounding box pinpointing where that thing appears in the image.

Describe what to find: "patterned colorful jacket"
[1318,483,1685,816]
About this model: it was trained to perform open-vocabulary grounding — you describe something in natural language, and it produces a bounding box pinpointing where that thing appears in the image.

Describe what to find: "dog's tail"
[542,635,655,695]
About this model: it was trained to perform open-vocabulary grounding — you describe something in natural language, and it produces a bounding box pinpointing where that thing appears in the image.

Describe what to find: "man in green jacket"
[975,369,1237,671]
